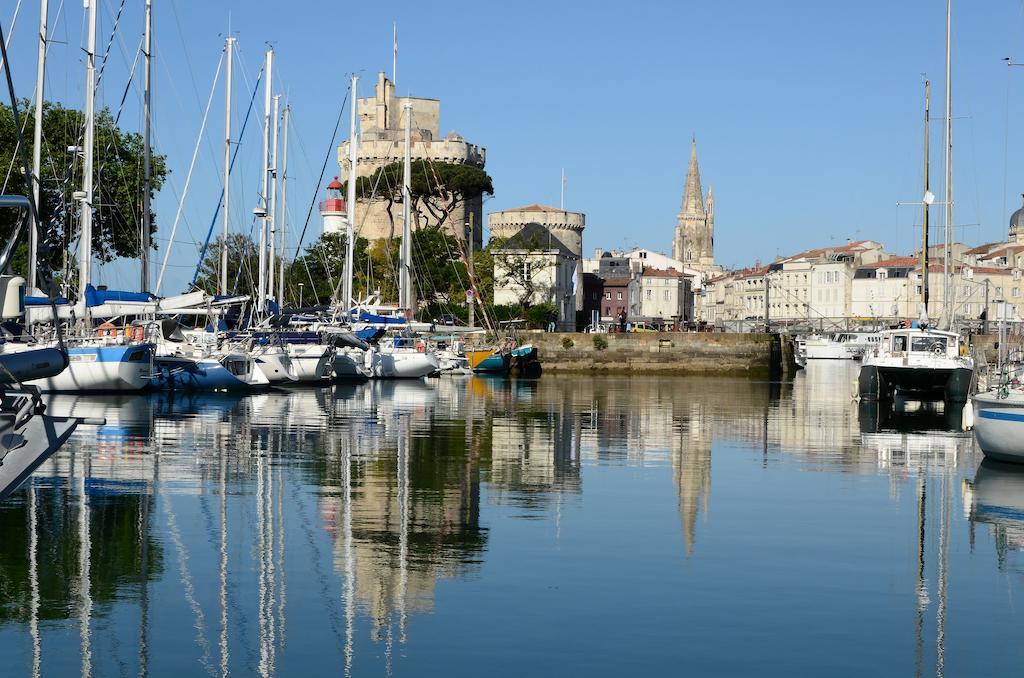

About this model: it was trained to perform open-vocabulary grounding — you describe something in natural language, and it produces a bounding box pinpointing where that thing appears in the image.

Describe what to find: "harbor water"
[1,362,1023,676]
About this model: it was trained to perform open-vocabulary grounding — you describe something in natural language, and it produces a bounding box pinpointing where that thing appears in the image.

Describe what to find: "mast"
[278,105,289,304]
[78,0,98,306]
[220,36,234,296]
[399,102,412,316]
[268,94,280,302]
[941,0,953,328]
[140,0,153,292]
[29,0,48,292]
[921,79,931,314]
[257,49,274,312]
[342,74,358,315]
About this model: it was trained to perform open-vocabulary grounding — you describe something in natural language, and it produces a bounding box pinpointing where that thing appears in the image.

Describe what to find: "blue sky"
[4,0,1024,293]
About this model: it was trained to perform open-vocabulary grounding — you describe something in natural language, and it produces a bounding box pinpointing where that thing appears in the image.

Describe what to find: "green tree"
[352,160,493,236]
[489,234,557,309]
[0,100,168,281]
[284,232,371,306]
[194,233,261,298]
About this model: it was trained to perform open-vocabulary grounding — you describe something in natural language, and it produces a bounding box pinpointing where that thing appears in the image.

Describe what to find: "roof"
[964,242,1002,256]
[600,276,632,286]
[780,239,878,262]
[498,204,567,214]
[860,256,918,269]
[641,266,686,278]
[981,244,1024,259]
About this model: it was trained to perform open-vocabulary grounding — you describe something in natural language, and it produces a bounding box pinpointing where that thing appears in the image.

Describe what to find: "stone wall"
[528,331,778,376]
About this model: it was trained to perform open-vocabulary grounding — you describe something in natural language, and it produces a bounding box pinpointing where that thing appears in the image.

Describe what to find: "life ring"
[97,322,117,339]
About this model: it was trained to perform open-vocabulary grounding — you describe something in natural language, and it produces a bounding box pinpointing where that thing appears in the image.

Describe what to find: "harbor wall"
[529,332,779,376]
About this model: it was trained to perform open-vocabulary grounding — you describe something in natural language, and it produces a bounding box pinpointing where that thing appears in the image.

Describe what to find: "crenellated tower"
[672,139,715,271]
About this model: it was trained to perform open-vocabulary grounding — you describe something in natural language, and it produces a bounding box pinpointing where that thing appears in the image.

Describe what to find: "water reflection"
[2,364,1021,676]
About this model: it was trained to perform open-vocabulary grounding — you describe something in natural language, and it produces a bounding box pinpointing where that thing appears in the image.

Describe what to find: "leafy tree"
[284,232,370,306]
[194,233,261,298]
[351,160,493,237]
[489,234,558,309]
[0,100,168,283]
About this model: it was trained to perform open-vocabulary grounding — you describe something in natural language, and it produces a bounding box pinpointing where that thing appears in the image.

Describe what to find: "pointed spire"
[680,138,705,216]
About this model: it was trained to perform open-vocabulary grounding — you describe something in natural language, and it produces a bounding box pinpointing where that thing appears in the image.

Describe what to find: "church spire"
[680,138,705,216]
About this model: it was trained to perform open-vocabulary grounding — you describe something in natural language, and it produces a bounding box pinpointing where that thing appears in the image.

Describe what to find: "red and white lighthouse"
[319,176,347,235]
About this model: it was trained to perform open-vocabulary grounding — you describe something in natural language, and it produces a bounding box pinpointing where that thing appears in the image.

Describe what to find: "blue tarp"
[85,284,154,307]
[355,310,406,325]
[355,327,386,342]
[24,296,70,306]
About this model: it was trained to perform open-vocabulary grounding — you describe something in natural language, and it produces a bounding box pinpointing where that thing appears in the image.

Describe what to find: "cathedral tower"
[672,139,715,270]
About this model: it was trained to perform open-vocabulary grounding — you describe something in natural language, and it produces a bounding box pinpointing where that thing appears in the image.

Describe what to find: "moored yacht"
[858,327,974,402]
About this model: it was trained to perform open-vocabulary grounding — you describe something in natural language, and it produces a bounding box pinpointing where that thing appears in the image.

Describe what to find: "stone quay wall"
[528,332,779,376]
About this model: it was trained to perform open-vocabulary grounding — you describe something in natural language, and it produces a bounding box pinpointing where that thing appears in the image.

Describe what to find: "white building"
[492,222,580,330]
[627,267,693,326]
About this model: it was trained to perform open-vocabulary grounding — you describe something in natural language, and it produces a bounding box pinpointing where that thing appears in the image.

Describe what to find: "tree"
[0,100,168,283]
[490,234,558,310]
[194,233,261,298]
[352,160,493,237]
[285,232,371,306]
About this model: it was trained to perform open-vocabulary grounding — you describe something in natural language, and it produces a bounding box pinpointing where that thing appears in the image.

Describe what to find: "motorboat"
[152,321,269,391]
[801,332,878,360]
[858,327,974,402]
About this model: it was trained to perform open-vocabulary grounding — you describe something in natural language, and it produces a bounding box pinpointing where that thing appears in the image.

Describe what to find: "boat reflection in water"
[964,460,1024,572]
[6,362,1024,675]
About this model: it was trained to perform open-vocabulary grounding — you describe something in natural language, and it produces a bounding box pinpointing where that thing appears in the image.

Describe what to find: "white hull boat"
[286,343,333,382]
[973,390,1024,463]
[11,342,155,392]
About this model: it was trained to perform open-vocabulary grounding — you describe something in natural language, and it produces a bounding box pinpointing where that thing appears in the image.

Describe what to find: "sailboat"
[859,11,975,404]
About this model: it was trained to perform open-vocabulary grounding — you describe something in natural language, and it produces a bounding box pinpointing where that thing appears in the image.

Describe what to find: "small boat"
[466,347,511,374]
[858,327,974,402]
[973,389,1024,463]
[801,332,877,360]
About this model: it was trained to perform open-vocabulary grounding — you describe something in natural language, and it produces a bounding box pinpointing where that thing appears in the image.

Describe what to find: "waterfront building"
[599,276,631,322]
[627,267,693,327]
[491,220,581,331]
[581,272,605,325]
[672,139,716,272]
[338,73,486,247]
[587,247,705,323]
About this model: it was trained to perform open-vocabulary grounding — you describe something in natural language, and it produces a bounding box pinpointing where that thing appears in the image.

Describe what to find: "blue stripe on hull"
[979,410,1024,423]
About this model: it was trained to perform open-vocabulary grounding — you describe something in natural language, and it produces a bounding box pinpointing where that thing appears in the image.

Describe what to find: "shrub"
[593,335,608,351]
[561,336,575,350]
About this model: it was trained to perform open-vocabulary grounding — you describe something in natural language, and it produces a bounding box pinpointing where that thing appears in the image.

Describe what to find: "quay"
[528,331,785,376]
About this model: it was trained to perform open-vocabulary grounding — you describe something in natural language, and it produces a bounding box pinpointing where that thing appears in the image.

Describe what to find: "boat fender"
[961,400,975,431]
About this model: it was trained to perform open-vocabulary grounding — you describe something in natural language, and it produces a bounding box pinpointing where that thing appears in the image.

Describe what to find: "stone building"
[338,73,486,248]
[491,221,581,331]
[627,267,693,326]
[672,139,715,271]
[489,205,585,260]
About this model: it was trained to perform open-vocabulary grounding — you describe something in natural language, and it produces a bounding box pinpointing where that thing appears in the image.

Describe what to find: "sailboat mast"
[278,105,289,305]
[220,36,234,296]
[78,0,98,305]
[257,49,274,311]
[29,0,48,292]
[141,0,153,292]
[922,79,931,313]
[942,0,953,327]
[400,102,412,315]
[343,74,358,314]
[268,94,280,302]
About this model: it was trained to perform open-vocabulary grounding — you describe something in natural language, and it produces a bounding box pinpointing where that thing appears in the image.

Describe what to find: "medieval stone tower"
[672,139,715,271]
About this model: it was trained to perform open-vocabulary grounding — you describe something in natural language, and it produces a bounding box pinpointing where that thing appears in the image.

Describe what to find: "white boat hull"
[286,343,333,382]
[22,343,154,392]
[371,350,439,379]
[974,405,1024,463]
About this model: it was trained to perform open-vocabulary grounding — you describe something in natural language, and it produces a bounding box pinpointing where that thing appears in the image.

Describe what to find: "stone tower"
[672,139,715,270]
[1010,194,1024,244]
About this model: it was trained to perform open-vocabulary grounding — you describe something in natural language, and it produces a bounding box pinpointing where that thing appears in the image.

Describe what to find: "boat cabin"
[874,328,961,360]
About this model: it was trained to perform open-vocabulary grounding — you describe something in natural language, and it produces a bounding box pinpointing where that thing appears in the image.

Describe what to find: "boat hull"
[372,351,439,379]
[26,344,154,392]
[0,414,80,501]
[974,407,1024,463]
[153,355,264,391]
[859,364,973,402]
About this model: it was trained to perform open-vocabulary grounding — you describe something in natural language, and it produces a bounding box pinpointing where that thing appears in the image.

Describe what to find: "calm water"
[1,363,1022,676]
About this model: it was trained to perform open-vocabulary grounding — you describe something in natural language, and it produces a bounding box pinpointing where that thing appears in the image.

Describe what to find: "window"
[1014,287,1021,298]
[996,287,1004,297]
[911,336,947,353]
[522,262,532,282]
[646,289,652,300]
[877,269,888,280]
[605,306,610,315]
[664,290,670,300]
[616,292,622,301]
[605,292,611,300]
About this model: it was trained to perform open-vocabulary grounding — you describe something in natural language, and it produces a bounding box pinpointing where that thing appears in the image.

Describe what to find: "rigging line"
[154,49,224,294]
[0,0,24,72]
[292,86,349,259]
[94,0,127,90]
[190,63,264,290]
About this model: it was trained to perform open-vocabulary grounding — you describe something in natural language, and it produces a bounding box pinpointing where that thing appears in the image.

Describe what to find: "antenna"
[560,168,566,210]
[393,22,398,86]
